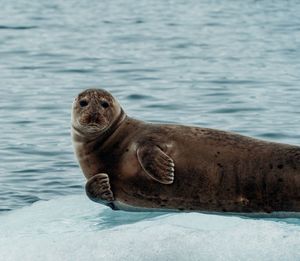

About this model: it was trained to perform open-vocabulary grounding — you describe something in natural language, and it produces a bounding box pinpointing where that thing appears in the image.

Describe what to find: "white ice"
[0,195,300,261]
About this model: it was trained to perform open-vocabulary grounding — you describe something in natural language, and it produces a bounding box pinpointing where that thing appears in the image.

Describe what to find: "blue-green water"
[1,1,300,260]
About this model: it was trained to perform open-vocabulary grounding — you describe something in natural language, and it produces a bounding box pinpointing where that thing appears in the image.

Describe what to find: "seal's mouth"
[86,122,103,127]
[72,124,85,135]
[72,122,107,136]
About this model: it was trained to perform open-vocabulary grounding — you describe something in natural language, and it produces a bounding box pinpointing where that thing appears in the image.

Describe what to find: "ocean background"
[0,0,300,260]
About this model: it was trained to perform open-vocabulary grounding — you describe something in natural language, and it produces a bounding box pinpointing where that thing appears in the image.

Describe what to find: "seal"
[72,88,300,214]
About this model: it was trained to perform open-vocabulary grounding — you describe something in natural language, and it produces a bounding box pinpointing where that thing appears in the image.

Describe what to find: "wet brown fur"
[72,89,300,213]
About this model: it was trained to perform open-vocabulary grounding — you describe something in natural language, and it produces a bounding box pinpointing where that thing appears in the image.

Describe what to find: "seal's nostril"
[100,101,109,108]
[79,100,88,107]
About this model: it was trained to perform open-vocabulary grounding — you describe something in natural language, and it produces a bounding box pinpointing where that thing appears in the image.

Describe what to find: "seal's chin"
[72,122,108,137]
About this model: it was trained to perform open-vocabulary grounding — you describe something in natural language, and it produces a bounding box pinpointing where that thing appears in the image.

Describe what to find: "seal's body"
[72,89,300,214]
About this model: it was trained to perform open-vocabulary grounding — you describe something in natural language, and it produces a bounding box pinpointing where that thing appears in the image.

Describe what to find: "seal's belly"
[112,199,300,218]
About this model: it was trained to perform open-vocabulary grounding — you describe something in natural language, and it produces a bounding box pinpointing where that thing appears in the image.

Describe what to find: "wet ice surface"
[0,195,300,261]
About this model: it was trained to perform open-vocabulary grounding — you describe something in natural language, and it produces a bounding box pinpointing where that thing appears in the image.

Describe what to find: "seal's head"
[72,89,124,139]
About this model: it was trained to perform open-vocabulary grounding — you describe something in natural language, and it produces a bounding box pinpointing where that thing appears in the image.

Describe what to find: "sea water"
[0,0,300,260]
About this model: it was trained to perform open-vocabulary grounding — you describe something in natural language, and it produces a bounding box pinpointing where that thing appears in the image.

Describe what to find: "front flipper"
[85,173,116,209]
[137,145,175,184]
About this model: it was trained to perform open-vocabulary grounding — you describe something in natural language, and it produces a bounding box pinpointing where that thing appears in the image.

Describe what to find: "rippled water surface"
[1,0,300,219]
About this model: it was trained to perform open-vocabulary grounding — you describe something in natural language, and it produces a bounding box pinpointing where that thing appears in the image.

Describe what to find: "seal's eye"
[100,101,109,108]
[79,100,88,107]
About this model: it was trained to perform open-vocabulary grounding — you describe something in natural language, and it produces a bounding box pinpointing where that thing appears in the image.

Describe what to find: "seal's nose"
[79,99,88,108]
[90,112,98,122]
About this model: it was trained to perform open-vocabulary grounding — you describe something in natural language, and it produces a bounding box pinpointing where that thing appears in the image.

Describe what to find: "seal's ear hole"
[79,100,88,107]
[100,101,109,108]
